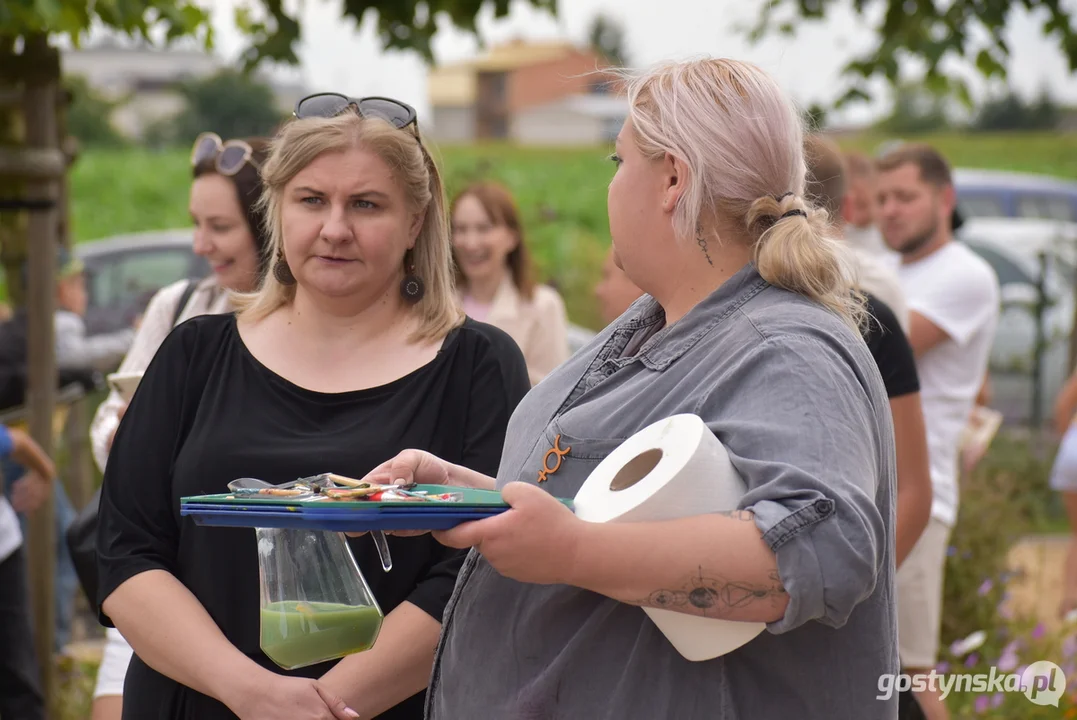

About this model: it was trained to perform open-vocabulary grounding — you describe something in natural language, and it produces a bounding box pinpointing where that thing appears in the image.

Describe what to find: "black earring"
[273,248,296,286]
[400,249,424,302]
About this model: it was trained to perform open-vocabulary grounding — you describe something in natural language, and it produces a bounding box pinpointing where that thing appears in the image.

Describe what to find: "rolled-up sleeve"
[702,334,890,634]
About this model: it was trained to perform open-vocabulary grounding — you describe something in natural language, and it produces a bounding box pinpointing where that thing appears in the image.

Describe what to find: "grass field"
[67,131,1077,328]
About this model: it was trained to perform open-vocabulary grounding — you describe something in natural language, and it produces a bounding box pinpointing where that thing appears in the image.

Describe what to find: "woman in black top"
[95,96,530,720]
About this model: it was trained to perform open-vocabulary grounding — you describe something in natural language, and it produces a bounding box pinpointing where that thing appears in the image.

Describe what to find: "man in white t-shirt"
[877,144,1001,720]
[0,423,55,720]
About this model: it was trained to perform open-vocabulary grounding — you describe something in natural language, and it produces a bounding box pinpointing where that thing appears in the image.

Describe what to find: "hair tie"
[780,209,807,219]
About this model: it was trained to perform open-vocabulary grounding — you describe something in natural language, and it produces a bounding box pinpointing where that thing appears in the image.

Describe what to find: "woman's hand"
[345,450,495,538]
[361,449,454,488]
[434,482,585,586]
[228,674,358,720]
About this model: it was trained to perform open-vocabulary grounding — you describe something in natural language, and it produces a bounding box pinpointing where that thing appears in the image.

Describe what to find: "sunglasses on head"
[293,93,418,131]
[191,132,262,176]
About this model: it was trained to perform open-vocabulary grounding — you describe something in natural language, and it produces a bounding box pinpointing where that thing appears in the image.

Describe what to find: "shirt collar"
[618,262,768,371]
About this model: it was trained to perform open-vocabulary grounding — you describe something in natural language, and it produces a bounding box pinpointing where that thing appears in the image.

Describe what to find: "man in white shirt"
[876,144,1001,720]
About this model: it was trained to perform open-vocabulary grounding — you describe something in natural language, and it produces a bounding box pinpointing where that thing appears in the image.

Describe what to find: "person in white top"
[450,182,570,385]
[87,132,271,720]
[843,150,901,268]
[876,143,1000,720]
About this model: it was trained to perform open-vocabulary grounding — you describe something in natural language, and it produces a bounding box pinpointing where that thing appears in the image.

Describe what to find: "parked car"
[956,218,1077,425]
[76,229,209,335]
[955,168,1077,223]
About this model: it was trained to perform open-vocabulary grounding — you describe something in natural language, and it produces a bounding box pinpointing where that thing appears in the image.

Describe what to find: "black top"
[96,313,530,720]
[861,292,920,399]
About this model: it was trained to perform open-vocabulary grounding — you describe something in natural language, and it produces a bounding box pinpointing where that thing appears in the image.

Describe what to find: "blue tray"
[180,503,507,532]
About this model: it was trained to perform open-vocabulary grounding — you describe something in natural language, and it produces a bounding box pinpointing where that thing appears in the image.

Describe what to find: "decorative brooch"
[537,434,571,483]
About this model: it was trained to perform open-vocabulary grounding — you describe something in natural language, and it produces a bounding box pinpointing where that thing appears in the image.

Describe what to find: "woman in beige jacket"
[450,182,569,385]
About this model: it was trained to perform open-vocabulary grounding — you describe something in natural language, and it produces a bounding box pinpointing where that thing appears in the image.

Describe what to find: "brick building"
[427,40,626,145]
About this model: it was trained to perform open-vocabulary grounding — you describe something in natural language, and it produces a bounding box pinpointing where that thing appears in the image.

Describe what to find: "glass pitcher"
[257,527,384,670]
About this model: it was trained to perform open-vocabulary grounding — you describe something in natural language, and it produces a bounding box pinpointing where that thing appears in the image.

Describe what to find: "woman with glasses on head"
[88,132,271,720]
[450,182,570,385]
[360,58,898,719]
[94,95,530,720]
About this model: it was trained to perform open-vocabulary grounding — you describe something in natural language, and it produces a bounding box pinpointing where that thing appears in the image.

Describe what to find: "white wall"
[511,105,604,145]
[430,105,476,143]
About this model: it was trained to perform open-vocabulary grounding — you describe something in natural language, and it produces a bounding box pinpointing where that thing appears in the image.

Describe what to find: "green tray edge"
[181,484,574,510]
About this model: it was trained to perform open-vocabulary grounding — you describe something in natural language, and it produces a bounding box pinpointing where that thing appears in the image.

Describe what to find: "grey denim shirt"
[428,264,899,720]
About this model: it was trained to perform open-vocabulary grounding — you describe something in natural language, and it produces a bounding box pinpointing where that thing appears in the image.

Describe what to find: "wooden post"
[63,396,91,510]
[22,33,60,711]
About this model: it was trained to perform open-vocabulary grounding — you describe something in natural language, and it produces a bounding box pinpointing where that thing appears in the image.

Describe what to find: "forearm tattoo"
[634,510,787,617]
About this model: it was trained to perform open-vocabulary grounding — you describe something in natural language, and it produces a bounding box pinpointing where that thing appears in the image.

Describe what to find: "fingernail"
[345,709,360,718]
[393,478,408,485]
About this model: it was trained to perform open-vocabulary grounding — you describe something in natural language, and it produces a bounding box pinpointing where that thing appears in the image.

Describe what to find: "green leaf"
[834,86,870,108]
[31,0,61,25]
[975,48,1005,78]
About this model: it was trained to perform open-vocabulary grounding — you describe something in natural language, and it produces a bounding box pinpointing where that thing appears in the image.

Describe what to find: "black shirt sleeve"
[861,293,920,399]
[403,320,531,620]
[94,318,204,626]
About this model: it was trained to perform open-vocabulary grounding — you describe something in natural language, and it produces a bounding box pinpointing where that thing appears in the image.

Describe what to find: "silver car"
[76,229,209,335]
[956,217,1077,425]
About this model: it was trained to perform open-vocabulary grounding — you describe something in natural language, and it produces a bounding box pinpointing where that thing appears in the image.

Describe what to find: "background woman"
[89,132,272,720]
[95,97,529,720]
[450,181,569,384]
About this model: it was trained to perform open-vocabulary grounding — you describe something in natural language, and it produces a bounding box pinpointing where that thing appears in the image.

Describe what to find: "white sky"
[116,0,1077,125]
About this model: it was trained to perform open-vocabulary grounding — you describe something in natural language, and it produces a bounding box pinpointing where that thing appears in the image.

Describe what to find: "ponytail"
[747,193,866,331]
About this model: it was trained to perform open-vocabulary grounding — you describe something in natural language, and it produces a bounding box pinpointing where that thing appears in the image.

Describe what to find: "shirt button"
[814,498,835,515]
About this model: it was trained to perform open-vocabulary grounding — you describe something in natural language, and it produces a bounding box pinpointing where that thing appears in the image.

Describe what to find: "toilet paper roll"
[572,413,766,662]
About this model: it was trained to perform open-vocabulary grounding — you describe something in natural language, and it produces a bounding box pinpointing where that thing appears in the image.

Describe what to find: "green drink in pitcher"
[260,600,384,670]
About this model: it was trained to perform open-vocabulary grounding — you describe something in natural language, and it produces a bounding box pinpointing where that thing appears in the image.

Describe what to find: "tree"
[156,70,285,146]
[64,74,127,147]
[2,0,559,71]
[588,13,630,67]
[803,102,828,131]
[974,87,1060,131]
[742,0,1077,109]
[876,82,951,134]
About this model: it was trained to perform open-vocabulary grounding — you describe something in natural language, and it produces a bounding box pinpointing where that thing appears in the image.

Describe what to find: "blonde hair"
[233,113,464,342]
[615,58,864,329]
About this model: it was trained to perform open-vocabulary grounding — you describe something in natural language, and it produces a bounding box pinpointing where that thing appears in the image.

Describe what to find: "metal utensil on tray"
[226,476,394,573]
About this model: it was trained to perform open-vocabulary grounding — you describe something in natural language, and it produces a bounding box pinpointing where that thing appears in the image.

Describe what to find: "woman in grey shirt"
[364,57,898,719]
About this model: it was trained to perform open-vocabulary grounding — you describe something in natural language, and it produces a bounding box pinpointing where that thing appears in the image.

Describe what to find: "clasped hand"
[351,450,588,586]
[229,674,358,720]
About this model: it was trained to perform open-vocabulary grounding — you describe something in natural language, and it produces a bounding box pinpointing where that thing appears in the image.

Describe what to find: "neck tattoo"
[696,235,714,267]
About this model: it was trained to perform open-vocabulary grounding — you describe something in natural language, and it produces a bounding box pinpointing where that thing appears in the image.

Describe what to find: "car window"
[88,248,196,309]
[1016,194,1076,222]
[964,243,1033,287]
[957,193,1006,219]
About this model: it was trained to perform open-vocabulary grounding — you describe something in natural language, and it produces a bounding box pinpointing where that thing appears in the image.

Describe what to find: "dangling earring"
[273,247,296,286]
[400,248,425,302]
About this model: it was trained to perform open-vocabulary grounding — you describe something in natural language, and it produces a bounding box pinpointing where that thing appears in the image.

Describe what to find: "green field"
[68,132,1077,329]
